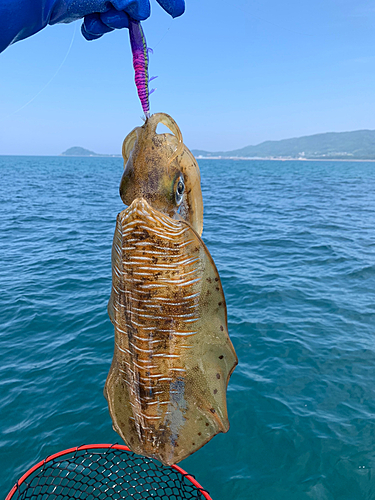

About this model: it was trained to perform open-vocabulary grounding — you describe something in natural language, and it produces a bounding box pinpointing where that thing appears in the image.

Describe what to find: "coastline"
[1,154,375,162]
[195,156,375,162]
[59,154,122,158]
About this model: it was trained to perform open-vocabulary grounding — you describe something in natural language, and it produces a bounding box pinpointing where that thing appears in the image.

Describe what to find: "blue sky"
[1,0,375,155]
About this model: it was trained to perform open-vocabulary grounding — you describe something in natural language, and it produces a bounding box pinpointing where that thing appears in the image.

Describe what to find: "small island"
[61,147,121,157]
[61,146,98,156]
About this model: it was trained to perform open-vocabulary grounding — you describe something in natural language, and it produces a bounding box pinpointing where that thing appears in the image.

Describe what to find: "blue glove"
[0,0,185,53]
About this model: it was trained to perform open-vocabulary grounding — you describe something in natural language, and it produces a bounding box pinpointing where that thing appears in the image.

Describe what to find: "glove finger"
[82,13,115,39]
[111,0,150,21]
[81,25,103,41]
[155,0,185,18]
[100,9,130,29]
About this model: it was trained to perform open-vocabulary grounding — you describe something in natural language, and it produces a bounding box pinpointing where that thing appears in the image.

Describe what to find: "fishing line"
[2,17,171,122]
[151,18,173,49]
[1,22,77,121]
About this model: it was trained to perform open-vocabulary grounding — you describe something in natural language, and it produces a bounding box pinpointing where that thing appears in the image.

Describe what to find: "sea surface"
[1,156,375,500]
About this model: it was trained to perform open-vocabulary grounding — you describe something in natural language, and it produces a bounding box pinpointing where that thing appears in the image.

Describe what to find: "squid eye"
[175,176,185,205]
[177,181,184,195]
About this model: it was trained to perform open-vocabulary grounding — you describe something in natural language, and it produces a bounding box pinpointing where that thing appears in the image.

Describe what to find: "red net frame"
[6,444,212,500]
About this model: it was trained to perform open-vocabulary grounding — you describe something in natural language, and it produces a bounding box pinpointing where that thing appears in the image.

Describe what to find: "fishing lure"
[128,19,155,118]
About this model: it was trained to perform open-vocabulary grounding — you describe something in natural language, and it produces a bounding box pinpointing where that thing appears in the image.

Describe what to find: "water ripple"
[2,157,375,499]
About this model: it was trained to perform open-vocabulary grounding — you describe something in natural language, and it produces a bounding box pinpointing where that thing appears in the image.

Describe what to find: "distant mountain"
[61,146,99,156]
[191,129,375,160]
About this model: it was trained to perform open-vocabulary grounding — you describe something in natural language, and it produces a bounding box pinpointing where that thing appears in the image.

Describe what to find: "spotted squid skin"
[105,198,238,465]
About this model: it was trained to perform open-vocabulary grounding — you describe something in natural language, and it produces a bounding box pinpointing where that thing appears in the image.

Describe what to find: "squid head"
[119,113,203,235]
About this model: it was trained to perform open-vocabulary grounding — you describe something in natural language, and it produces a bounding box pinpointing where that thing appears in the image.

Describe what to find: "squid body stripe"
[115,326,127,335]
[138,283,173,289]
[147,274,200,284]
[120,218,140,227]
[128,207,182,231]
[131,239,193,251]
[131,273,200,283]
[115,343,131,355]
[134,359,157,366]
[153,353,179,358]
[127,257,199,268]
[151,216,184,232]
[133,311,198,320]
[133,244,180,253]
[135,313,198,322]
[134,262,196,270]
[156,329,198,336]
[129,336,164,345]
[123,318,154,329]
[169,331,198,336]
[123,318,155,329]
[153,277,201,287]
[118,367,136,377]
[152,293,199,301]
[151,328,197,334]
[128,305,161,314]
[177,239,196,248]
[139,415,162,420]
[151,212,181,226]
[124,255,152,262]
[130,333,157,342]
[113,266,121,278]
[136,267,199,277]
[127,255,199,266]
[142,302,197,310]
[138,224,190,238]
[137,225,178,240]
[128,343,154,354]
[122,238,139,243]
[139,210,180,231]
[133,361,157,370]
[118,342,160,358]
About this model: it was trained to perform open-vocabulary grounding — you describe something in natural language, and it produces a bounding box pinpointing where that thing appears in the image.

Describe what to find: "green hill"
[61,146,98,156]
[191,129,375,160]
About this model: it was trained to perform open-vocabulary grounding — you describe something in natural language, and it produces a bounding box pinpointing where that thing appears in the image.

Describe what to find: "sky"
[1,0,375,155]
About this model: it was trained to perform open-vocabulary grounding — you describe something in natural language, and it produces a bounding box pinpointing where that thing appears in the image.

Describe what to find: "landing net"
[6,444,212,500]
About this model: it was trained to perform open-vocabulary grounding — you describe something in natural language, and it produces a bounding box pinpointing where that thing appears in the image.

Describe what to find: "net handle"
[5,443,213,500]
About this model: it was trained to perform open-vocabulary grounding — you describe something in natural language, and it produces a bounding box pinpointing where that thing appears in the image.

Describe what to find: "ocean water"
[1,156,375,500]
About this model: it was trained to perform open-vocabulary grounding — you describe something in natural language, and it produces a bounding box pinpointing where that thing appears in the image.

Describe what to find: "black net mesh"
[9,445,209,500]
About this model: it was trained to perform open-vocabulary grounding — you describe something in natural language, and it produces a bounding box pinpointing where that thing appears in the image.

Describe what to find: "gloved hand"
[0,0,185,53]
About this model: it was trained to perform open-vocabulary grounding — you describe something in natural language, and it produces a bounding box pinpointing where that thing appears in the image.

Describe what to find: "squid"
[105,112,238,465]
